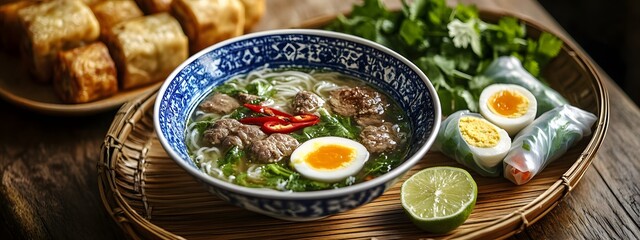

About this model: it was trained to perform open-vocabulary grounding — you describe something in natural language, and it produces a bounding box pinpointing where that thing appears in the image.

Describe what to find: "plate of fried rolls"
[0,0,264,115]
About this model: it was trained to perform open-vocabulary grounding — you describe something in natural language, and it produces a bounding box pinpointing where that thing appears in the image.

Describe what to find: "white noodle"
[185,65,406,189]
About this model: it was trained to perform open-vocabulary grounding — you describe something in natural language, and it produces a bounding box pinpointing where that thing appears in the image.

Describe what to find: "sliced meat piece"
[202,119,266,149]
[202,119,241,145]
[248,133,299,163]
[329,86,386,117]
[359,123,399,153]
[269,133,299,156]
[221,136,243,149]
[235,125,267,147]
[236,92,262,104]
[291,90,324,114]
[199,92,241,114]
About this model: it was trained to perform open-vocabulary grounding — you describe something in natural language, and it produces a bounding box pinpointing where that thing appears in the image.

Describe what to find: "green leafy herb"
[325,0,563,115]
[258,163,354,191]
[229,107,252,120]
[214,80,247,96]
[292,108,360,142]
[362,151,405,177]
[246,81,275,97]
[218,146,244,177]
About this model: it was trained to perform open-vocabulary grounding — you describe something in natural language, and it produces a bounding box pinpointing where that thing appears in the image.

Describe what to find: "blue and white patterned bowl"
[154,29,441,221]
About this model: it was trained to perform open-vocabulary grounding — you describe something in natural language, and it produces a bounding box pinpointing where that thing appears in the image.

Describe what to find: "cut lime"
[401,167,478,233]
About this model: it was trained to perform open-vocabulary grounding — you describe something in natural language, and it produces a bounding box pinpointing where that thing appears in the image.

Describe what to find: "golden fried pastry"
[106,13,188,90]
[0,0,22,5]
[135,0,172,14]
[0,1,33,55]
[91,0,143,39]
[17,0,100,82]
[237,0,264,32]
[53,42,118,103]
[171,0,245,54]
[80,0,105,6]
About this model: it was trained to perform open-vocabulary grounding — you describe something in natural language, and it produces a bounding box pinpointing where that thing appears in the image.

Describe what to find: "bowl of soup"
[154,29,441,221]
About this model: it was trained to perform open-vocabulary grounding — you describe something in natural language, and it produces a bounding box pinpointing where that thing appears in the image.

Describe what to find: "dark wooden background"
[1,0,639,239]
[539,0,640,106]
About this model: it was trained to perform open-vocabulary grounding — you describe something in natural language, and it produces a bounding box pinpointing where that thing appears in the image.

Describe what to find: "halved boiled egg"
[479,84,537,136]
[290,136,370,183]
[458,115,511,169]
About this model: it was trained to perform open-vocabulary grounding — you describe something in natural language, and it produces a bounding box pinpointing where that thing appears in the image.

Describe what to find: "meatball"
[236,93,262,104]
[202,119,266,149]
[359,123,399,153]
[203,119,242,145]
[248,133,299,163]
[329,86,386,117]
[199,92,241,114]
[292,90,324,114]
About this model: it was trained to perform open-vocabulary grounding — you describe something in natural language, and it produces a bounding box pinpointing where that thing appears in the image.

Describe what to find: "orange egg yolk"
[488,90,528,118]
[305,144,355,170]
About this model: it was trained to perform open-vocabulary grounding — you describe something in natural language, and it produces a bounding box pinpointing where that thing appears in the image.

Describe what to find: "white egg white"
[465,120,511,169]
[290,136,369,183]
[479,84,537,136]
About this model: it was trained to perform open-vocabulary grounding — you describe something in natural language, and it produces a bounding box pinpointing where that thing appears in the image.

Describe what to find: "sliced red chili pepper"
[261,119,320,134]
[289,114,319,123]
[243,103,292,117]
[239,116,289,125]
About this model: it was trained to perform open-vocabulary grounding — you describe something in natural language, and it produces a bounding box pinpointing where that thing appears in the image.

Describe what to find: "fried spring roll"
[0,1,33,55]
[80,0,105,6]
[171,0,244,53]
[237,0,264,32]
[53,42,118,103]
[135,0,172,14]
[106,13,188,90]
[17,0,100,82]
[91,0,143,39]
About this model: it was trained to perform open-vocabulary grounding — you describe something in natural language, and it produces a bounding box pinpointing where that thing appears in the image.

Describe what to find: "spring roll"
[53,42,118,103]
[434,110,511,177]
[106,13,188,90]
[0,1,33,55]
[237,0,264,32]
[17,0,100,82]
[91,0,143,39]
[135,0,172,14]
[503,105,597,185]
[171,0,244,54]
[483,56,569,116]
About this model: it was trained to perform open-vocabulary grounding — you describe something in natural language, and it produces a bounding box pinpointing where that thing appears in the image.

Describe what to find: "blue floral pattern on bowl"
[155,29,441,221]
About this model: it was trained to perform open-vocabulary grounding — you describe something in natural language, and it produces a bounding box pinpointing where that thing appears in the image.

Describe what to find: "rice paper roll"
[53,42,118,103]
[434,110,511,177]
[106,13,188,90]
[171,0,245,54]
[483,56,568,116]
[17,0,100,82]
[91,0,143,39]
[503,105,597,185]
[237,0,265,32]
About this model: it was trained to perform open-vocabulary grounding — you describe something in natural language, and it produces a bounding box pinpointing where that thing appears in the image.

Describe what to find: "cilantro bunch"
[325,0,563,115]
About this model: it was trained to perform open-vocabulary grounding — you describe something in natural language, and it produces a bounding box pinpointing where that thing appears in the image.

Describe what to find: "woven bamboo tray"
[98,11,609,240]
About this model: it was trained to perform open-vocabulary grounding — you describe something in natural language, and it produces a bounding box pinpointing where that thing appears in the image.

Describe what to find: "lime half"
[401,167,478,233]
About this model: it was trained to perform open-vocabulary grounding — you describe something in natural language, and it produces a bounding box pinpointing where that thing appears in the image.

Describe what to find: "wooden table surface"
[1,0,639,239]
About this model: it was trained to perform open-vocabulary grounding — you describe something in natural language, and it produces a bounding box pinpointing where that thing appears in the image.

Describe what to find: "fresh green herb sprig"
[325,0,563,115]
